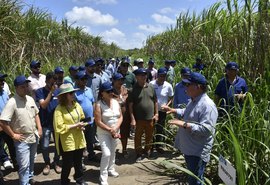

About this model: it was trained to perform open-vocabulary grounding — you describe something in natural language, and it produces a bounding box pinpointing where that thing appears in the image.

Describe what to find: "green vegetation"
[144,0,270,184]
[1,0,269,184]
[0,0,124,87]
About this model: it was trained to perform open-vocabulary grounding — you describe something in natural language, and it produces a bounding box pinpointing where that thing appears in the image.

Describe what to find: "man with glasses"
[95,58,110,83]
[0,75,42,185]
[27,60,46,105]
[35,72,61,175]
[163,72,218,185]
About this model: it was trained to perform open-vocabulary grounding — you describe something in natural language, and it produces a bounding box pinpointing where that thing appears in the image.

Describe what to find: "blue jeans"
[14,136,38,185]
[184,155,207,185]
[41,127,60,165]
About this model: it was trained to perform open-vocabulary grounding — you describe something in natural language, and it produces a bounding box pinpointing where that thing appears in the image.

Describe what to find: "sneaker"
[29,179,36,185]
[43,165,50,175]
[3,160,13,169]
[135,154,143,162]
[54,164,62,174]
[108,171,119,177]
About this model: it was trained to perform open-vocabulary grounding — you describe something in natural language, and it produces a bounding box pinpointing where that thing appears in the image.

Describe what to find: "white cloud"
[159,7,174,14]
[151,13,175,24]
[138,24,166,34]
[72,0,117,4]
[65,6,118,26]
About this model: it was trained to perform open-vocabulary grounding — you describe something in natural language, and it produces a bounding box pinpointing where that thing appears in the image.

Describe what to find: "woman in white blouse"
[95,81,123,185]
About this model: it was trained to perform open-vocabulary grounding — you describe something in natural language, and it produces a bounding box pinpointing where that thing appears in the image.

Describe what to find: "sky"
[23,0,220,50]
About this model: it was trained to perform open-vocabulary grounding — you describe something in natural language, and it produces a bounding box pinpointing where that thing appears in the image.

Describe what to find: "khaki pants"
[135,119,154,155]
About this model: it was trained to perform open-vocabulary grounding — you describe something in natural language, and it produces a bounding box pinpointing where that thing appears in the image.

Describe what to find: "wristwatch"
[183,122,187,129]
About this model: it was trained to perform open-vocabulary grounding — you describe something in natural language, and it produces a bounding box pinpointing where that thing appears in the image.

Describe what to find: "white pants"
[98,134,118,185]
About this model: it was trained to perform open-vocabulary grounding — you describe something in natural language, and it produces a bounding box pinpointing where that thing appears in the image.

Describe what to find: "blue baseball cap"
[85,59,95,67]
[182,72,207,85]
[148,59,155,64]
[75,71,88,80]
[181,67,191,75]
[225,62,239,70]
[0,73,7,79]
[78,65,86,71]
[69,65,79,71]
[14,75,31,86]
[54,66,64,74]
[95,58,104,63]
[170,60,176,64]
[100,81,113,92]
[133,68,147,75]
[157,67,167,75]
[30,60,41,68]
[113,73,124,80]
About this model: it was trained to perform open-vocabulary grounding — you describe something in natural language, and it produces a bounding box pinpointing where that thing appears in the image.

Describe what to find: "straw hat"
[57,83,79,96]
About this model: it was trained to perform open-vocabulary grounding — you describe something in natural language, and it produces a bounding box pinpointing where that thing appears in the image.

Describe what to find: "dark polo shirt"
[121,71,135,89]
[128,83,157,120]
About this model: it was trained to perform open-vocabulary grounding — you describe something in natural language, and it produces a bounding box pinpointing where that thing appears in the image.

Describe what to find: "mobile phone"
[80,117,91,123]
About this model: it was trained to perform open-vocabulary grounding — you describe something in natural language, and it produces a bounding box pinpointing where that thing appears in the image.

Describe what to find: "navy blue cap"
[170,60,176,64]
[30,60,41,68]
[182,72,207,85]
[133,68,147,75]
[226,62,239,70]
[75,71,88,80]
[148,59,155,64]
[113,73,124,80]
[100,81,113,92]
[78,65,86,71]
[157,67,167,75]
[69,65,79,71]
[0,73,7,79]
[181,67,191,75]
[85,59,95,67]
[54,66,64,74]
[14,75,31,86]
[121,56,130,64]
[95,58,104,63]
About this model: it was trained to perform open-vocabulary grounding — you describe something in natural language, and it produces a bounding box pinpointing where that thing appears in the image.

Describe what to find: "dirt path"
[2,138,183,185]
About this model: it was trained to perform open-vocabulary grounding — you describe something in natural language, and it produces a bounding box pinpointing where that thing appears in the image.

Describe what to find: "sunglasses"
[105,90,113,94]
[32,66,41,69]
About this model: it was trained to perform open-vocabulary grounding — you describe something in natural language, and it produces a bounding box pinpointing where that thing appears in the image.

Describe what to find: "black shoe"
[135,154,143,162]
[156,147,165,154]
[76,181,88,185]
[29,179,36,185]
[88,155,101,163]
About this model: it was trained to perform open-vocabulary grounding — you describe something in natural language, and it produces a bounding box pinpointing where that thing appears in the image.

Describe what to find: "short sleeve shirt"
[35,87,59,128]
[128,83,157,120]
[75,87,95,124]
[215,76,248,108]
[173,81,191,108]
[86,73,102,101]
[150,80,174,111]
[0,94,39,143]
[0,90,9,113]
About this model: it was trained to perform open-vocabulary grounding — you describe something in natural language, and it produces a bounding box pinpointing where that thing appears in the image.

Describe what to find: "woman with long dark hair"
[95,81,122,185]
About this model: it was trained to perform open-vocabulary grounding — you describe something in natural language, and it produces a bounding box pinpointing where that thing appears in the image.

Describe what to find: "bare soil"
[2,138,184,185]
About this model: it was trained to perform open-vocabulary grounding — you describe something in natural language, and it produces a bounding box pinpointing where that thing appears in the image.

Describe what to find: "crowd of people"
[0,57,248,185]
